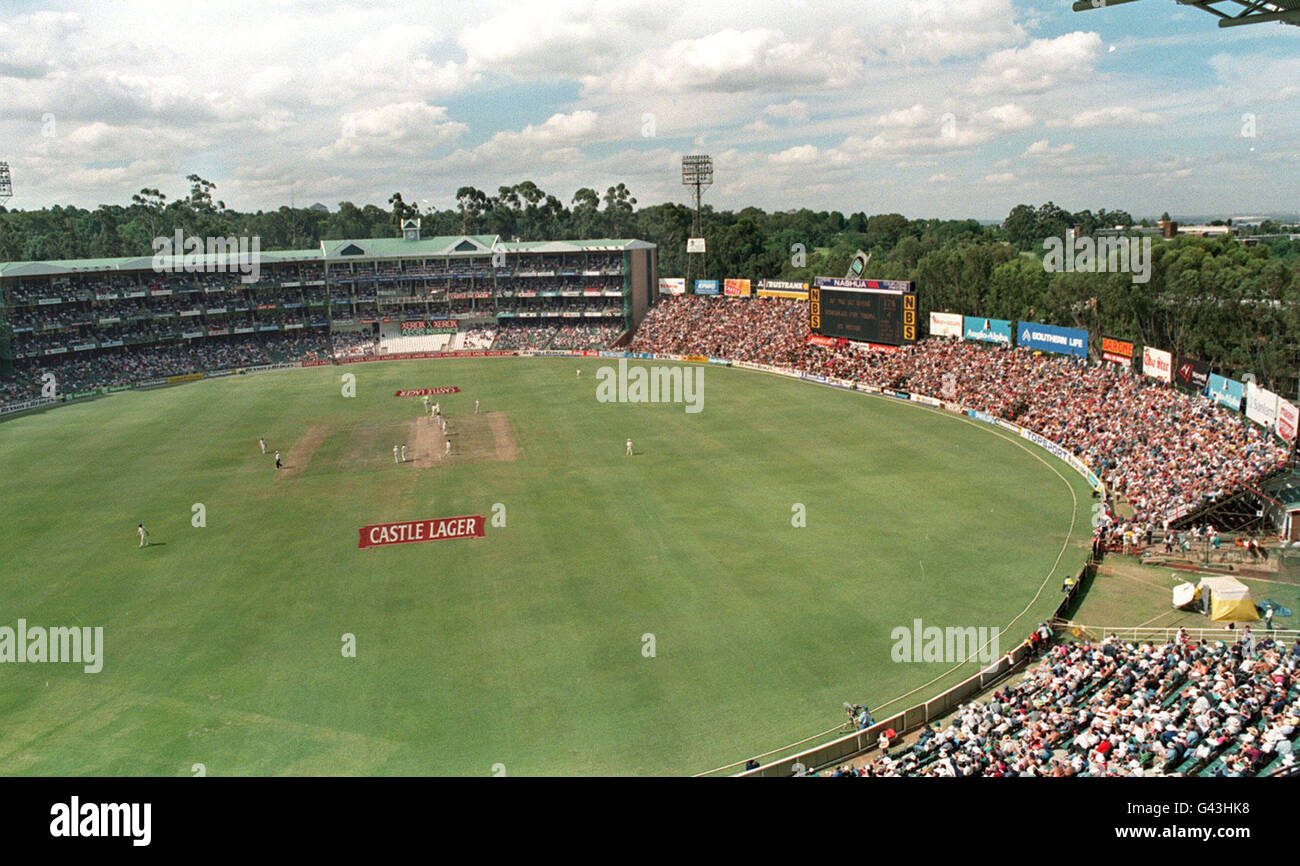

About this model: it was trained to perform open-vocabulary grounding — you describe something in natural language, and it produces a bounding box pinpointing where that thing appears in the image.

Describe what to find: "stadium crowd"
[491,321,620,350]
[629,296,1289,525]
[5,335,332,400]
[822,632,1299,777]
[1,320,625,406]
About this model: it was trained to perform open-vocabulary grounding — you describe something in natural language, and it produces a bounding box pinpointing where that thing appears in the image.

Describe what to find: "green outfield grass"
[0,358,1092,775]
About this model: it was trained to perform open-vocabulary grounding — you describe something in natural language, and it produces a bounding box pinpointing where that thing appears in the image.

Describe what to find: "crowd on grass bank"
[630,296,1289,526]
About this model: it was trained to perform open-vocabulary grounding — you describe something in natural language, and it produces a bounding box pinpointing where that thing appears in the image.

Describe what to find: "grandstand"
[0,234,656,408]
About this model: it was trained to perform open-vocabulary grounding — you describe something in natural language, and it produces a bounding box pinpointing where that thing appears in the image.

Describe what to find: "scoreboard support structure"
[809,277,917,348]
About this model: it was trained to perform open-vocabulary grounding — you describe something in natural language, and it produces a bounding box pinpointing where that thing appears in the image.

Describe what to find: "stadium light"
[681,154,713,189]
[0,162,12,205]
[681,155,712,286]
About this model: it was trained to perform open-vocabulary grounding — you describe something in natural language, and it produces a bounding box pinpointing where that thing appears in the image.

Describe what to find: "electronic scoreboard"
[808,277,917,346]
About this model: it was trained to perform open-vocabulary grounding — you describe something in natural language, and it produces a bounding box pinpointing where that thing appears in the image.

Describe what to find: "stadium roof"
[0,248,322,279]
[0,236,656,277]
[497,239,655,252]
[319,235,652,260]
[1072,0,1300,28]
[319,234,499,259]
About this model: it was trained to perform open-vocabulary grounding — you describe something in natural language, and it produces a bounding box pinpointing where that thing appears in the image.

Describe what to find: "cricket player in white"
[137,523,150,548]
[445,440,451,456]
[422,396,430,414]
[274,450,282,469]
[474,399,480,414]
[259,437,266,454]
[400,444,407,462]
[626,438,633,456]
[393,445,400,464]
[576,368,581,378]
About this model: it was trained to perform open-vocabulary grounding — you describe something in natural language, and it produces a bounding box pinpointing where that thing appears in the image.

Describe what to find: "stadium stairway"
[1167,465,1293,534]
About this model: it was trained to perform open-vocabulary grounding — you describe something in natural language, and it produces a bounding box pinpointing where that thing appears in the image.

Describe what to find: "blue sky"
[0,0,1296,220]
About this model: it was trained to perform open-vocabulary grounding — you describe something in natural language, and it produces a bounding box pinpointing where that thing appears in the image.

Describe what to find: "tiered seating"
[377,334,452,355]
[833,634,1299,777]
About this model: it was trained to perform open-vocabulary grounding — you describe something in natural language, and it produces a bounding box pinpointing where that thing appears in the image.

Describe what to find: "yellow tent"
[1196,576,1260,623]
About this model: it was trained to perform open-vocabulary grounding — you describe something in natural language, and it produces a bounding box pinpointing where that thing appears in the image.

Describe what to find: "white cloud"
[461,0,669,77]
[590,28,860,94]
[1024,138,1076,157]
[432,110,601,174]
[0,0,1292,219]
[764,99,810,123]
[1055,106,1164,128]
[769,144,820,165]
[824,102,1033,163]
[1208,51,1300,103]
[866,0,1026,63]
[316,103,468,159]
[970,31,1103,95]
[869,104,932,130]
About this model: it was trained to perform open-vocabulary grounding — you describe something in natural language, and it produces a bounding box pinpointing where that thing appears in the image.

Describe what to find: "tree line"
[1,176,1298,394]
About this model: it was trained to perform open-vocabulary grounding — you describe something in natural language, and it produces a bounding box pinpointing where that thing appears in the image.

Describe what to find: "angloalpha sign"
[962,316,1012,345]
[1207,373,1244,411]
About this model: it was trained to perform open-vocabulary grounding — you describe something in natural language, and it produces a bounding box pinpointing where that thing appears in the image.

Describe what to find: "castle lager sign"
[358,515,485,549]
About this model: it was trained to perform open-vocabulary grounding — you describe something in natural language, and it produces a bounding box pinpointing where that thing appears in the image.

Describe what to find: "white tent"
[1172,581,1198,609]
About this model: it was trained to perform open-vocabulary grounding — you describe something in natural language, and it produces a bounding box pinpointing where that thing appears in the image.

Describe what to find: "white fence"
[1056,622,1300,645]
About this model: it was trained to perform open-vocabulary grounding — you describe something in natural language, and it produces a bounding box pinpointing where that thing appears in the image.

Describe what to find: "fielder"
[401,444,407,462]
[445,440,451,456]
[274,449,282,469]
[626,438,633,456]
[422,395,430,414]
[474,399,480,414]
[137,523,150,548]
[259,437,267,454]
[393,445,400,464]
[576,368,581,378]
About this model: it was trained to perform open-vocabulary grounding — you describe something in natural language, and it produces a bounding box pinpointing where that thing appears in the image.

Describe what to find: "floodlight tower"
[681,155,712,289]
[0,162,12,206]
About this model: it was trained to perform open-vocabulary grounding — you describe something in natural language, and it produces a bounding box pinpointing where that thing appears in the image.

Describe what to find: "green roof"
[0,235,655,278]
[319,235,500,259]
[0,248,322,278]
[497,239,653,252]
